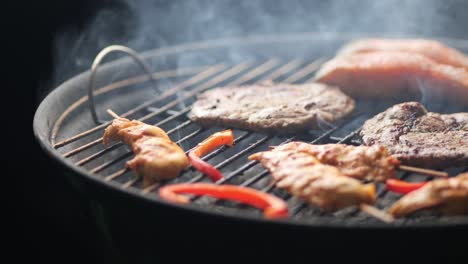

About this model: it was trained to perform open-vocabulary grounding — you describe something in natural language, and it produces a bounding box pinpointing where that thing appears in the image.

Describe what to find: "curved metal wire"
[88,45,158,124]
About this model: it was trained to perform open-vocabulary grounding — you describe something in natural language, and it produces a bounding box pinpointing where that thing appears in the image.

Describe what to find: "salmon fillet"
[314,51,468,104]
[337,38,468,70]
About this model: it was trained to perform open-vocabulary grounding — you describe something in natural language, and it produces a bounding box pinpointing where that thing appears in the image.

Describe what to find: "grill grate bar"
[122,178,139,189]
[104,169,128,182]
[91,152,132,174]
[63,138,102,158]
[240,169,270,187]
[261,182,276,193]
[54,65,225,148]
[225,58,280,86]
[212,135,273,184]
[165,119,193,135]
[76,142,123,166]
[258,59,303,81]
[282,58,325,83]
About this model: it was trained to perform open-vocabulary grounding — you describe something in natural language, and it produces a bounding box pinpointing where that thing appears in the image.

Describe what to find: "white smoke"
[52,0,468,88]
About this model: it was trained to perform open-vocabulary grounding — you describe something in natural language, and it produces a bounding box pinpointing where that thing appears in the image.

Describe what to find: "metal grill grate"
[51,56,468,226]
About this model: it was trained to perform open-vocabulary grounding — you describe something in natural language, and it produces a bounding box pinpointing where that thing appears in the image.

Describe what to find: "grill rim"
[34,32,468,229]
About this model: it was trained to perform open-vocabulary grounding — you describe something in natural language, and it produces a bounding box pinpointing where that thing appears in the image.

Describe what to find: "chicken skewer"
[248,142,394,223]
[388,173,468,217]
[249,142,450,222]
[286,143,447,181]
[103,109,189,183]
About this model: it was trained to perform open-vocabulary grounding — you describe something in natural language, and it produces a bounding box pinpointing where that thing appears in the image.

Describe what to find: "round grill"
[34,32,468,228]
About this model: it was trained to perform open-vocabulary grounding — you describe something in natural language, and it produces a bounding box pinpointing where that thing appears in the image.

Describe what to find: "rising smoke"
[51,0,468,89]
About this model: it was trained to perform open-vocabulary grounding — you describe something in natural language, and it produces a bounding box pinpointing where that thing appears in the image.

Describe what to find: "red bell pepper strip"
[188,129,234,182]
[159,183,289,219]
[386,179,428,194]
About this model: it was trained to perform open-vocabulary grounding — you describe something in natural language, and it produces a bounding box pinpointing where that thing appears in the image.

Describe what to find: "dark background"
[7,0,468,262]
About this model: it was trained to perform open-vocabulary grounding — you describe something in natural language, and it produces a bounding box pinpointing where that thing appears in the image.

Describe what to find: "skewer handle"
[398,165,448,178]
[106,109,120,119]
[359,204,394,223]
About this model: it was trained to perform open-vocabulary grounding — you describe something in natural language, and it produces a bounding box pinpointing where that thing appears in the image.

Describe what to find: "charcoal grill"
[34,32,468,235]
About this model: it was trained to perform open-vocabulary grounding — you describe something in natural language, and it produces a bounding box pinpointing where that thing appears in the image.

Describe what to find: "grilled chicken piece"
[388,173,468,217]
[360,102,468,168]
[314,51,468,104]
[103,117,189,181]
[337,38,468,70]
[188,82,355,135]
[295,143,400,182]
[249,142,376,211]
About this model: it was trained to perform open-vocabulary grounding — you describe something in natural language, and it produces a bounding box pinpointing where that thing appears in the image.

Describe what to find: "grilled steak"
[389,173,468,217]
[314,51,468,104]
[337,38,468,70]
[188,82,355,134]
[360,102,468,168]
[249,142,376,211]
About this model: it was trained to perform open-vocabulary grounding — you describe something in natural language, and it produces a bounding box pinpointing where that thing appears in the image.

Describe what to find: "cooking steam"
[50,0,468,114]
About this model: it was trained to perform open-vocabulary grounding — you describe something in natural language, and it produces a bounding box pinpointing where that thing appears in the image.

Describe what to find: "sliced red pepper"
[386,179,428,194]
[188,129,234,182]
[159,183,289,219]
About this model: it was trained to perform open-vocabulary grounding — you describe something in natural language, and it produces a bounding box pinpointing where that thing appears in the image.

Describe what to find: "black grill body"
[33,33,468,261]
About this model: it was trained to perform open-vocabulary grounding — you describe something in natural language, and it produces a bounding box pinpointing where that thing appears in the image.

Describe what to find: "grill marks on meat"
[360,102,468,168]
[295,143,400,182]
[389,173,468,217]
[337,38,468,70]
[103,117,189,182]
[188,82,355,134]
[314,51,468,104]
[249,142,376,211]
